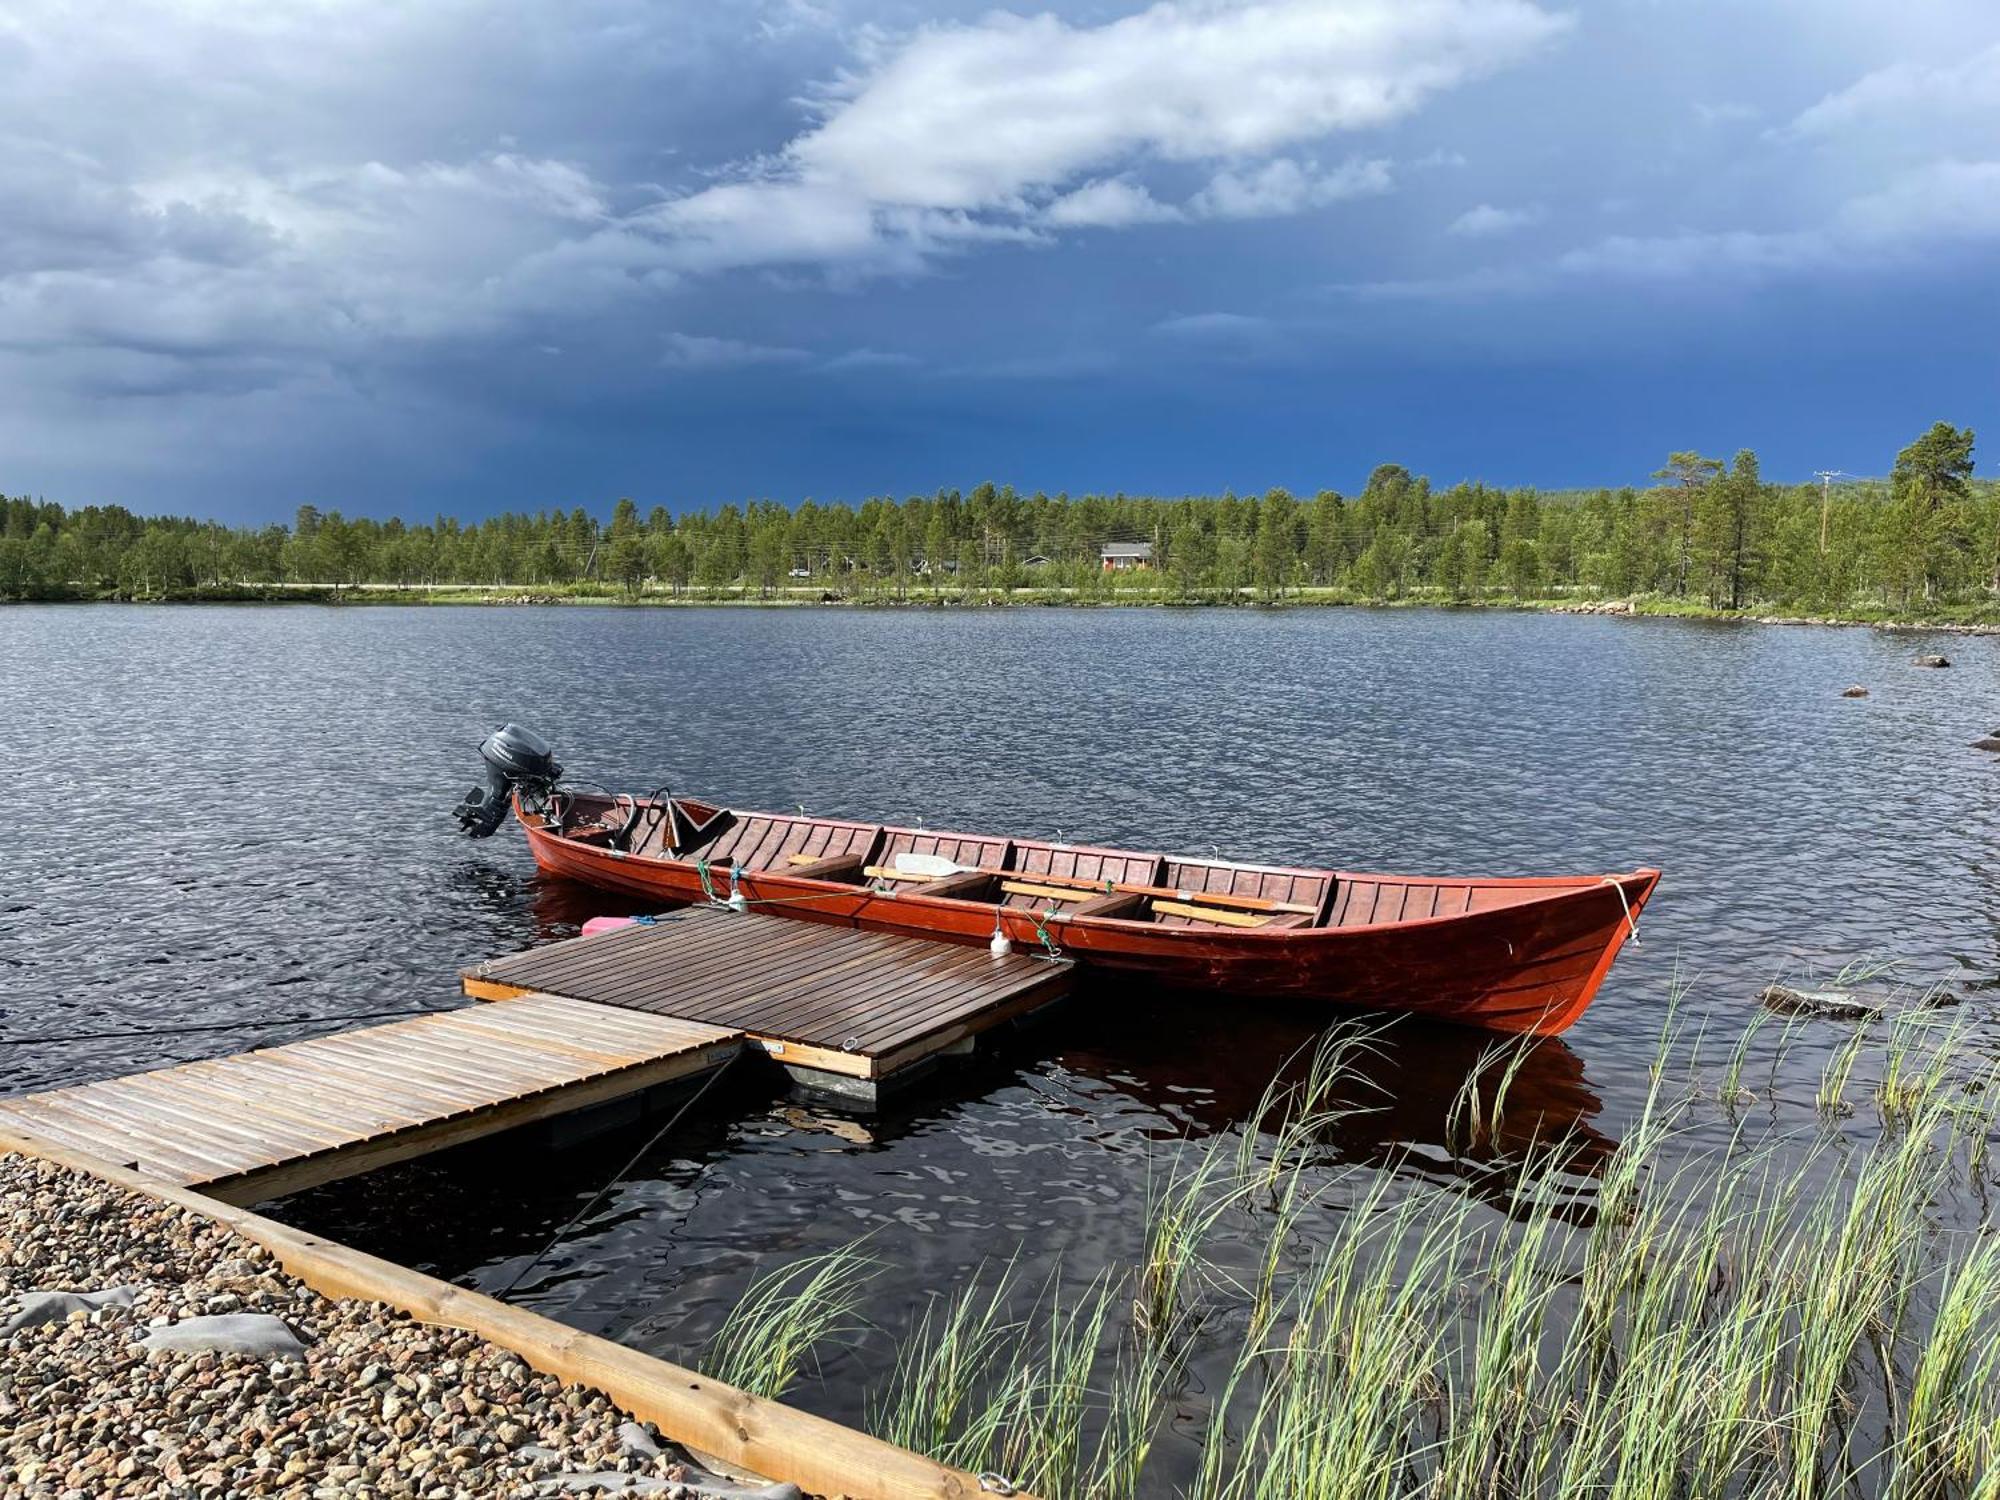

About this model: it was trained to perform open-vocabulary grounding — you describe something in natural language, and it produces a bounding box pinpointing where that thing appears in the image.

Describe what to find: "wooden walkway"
[465,907,1073,1083]
[0,911,1070,1205]
[0,994,742,1204]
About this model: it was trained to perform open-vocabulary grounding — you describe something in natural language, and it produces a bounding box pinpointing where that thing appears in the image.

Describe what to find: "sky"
[1,0,1996,522]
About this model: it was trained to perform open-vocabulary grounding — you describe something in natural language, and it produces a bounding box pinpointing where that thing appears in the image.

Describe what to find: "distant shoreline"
[7,584,1998,634]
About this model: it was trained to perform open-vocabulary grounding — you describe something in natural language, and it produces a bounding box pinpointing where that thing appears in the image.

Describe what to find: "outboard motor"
[455,723,562,837]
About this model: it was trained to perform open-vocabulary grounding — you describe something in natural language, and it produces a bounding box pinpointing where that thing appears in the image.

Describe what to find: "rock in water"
[1915,654,1951,668]
[2,1285,139,1334]
[1758,985,1880,1022]
[138,1312,311,1360]
[1972,730,2000,751]
[1841,685,1869,698]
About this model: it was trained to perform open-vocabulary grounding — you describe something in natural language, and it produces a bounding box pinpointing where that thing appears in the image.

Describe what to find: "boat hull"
[517,815,1658,1035]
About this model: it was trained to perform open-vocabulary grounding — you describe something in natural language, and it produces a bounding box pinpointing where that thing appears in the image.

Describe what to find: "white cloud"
[793,1,1563,208]
[818,346,921,372]
[1331,264,1539,301]
[1043,178,1183,228]
[1778,43,2000,144]
[657,0,1567,271]
[1447,201,1540,237]
[1556,159,2000,279]
[1187,157,1393,220]
[660,332,812,369]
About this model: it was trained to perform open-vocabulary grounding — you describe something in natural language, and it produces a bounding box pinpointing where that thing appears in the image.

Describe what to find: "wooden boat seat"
[698,814,881,873]
[1150,903,1315,930]
[1005,842,1163,911]
[1155,859,1332,927]
[782,850,872,882]
[910,870,994,900]
[1069,892,1146,920]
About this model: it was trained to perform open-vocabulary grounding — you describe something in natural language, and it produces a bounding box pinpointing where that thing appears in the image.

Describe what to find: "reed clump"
[707,1008,2000,1499]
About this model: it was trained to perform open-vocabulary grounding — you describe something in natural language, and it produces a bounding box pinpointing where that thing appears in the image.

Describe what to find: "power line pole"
[1813,470,1850,556]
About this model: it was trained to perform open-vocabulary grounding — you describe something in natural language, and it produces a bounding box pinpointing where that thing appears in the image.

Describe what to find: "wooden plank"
[1150,900,1269,929]
[0,998,746,1194]
[1000,881,1095,903]
[201,1034,743,1203]
[137,1064,404,1150]
[144,1052,420,1134]
[866,969,1075,1078]
[24,1083,279,1171]
[465,975,535,1002]
[0,1102,190,1175]
[543,917,870,1001]
[469,909,1074,1076]
[103,1072,338,1156]
[2,1093,246,1179]
[268,1042,520,1105]
[183,1048,450,1125]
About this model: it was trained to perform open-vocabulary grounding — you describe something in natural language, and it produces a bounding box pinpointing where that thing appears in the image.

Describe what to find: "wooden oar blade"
[892,852,964,878]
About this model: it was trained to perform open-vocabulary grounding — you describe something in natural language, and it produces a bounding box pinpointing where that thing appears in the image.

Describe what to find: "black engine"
[454,723,562,838]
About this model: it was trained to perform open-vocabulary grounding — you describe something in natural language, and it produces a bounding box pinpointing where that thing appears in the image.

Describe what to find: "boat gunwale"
[522,800,1659,942]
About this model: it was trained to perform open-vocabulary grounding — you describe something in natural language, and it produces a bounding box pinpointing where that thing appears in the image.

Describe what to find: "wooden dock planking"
[465,907,1074,1081]
[0,995,743,1204]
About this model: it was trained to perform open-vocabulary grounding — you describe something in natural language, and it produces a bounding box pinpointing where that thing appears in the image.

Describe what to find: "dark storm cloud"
[0,0,1996,516]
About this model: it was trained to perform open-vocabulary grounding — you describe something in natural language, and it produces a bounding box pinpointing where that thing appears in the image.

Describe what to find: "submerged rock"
[1972,730,2000,750]
[1915,653,1952,668]
[1841,685,1870,698]
[1758,984,1880,1022]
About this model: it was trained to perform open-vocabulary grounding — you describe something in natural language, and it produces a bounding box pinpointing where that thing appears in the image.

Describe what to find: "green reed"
[704,999,2000,1499]
[702,1244,877,1400]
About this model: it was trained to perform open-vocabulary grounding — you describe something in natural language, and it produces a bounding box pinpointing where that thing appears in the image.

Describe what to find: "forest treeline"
[1,422,1988,615]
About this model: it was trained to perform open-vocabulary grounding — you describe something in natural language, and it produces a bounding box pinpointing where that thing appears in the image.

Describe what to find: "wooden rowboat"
[508,788,1658,1035]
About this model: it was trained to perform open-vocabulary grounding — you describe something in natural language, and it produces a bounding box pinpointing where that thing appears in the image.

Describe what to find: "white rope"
[1602,876,1642,945]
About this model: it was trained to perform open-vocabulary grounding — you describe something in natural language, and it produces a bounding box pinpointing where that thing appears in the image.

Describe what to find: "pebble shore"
[1,1153,801,1499]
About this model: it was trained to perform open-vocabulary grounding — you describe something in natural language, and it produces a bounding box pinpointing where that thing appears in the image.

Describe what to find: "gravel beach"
[0,1152,801,1499]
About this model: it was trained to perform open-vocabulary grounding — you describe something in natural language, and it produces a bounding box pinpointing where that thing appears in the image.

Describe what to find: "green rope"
[695,857,719,904]
[1035,905,1064,961]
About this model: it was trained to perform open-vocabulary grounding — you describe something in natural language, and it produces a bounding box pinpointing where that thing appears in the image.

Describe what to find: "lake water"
[3,603,1995,1477]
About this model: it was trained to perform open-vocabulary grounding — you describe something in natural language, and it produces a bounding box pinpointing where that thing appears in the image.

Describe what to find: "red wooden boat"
[455,727,1658,1035]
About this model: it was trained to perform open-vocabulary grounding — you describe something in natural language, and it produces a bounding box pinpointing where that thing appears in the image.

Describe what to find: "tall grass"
[703,1245,877,1400]
[705,1003,2000,1499]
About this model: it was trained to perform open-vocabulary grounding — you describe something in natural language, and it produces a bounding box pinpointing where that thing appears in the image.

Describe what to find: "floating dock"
[464,906,1074,1100]
[0,993,740,1203]
[1,908,1071,1199]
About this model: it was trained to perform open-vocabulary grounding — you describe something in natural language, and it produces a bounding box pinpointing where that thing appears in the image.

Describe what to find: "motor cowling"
[455,723,562,837]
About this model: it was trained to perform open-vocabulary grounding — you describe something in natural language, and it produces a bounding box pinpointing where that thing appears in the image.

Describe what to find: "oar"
[890,852,1319,915]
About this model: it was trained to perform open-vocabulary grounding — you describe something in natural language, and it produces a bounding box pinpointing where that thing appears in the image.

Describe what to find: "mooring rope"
[1602,876,1642,945]
[496,1046,745,1302]
[0,1005,458,1047]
